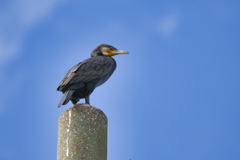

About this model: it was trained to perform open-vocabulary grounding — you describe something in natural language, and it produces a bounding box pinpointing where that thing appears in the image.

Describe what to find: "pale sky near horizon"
[0,0,240,159]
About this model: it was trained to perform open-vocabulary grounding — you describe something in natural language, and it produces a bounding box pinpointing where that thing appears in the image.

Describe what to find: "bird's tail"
[58,90,75,108]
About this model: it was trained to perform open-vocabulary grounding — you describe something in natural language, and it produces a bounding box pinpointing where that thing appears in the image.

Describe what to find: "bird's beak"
[111,50,129,56]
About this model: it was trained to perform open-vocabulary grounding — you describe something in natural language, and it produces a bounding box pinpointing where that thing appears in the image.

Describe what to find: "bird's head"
[91,44,129,57]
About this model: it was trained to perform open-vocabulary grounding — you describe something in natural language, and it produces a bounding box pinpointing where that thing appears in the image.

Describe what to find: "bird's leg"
[85,95,90,104]
[85,83,95,104]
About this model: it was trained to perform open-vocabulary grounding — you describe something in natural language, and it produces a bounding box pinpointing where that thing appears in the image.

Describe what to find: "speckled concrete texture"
[57,103,107,160]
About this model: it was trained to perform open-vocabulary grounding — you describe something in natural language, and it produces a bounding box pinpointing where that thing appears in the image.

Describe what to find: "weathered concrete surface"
[57,103,107,160]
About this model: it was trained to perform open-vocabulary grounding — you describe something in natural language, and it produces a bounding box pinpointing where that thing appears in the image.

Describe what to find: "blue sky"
[0,0,240,159]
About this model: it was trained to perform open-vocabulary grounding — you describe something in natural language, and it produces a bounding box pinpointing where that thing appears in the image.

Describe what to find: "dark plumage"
[57,44,128,108]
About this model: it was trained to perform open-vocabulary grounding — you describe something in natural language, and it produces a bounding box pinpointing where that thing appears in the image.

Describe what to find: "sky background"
[0,0,240,159]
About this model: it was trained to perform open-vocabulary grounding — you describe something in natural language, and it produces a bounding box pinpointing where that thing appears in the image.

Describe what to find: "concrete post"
[57,103,107,160]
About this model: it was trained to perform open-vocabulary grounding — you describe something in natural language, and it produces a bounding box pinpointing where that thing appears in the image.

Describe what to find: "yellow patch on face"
[107,49,117,56]
[107,49,113,56]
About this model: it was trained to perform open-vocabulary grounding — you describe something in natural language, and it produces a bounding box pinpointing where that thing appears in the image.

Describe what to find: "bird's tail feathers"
[58,90,75,108]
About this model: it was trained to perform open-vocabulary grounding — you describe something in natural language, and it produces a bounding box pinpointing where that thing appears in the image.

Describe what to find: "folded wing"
[57,56,112,92]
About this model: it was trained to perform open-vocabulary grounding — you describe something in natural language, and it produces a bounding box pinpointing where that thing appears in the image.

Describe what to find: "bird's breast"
[95,57,116,87]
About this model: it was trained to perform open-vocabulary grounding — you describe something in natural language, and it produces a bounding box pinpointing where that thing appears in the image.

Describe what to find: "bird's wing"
[57,57,112,91]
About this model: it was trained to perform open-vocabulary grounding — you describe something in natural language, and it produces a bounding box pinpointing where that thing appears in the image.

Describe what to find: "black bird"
[57,44,129,108]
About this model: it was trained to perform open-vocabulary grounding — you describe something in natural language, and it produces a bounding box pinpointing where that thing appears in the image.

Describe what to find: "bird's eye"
[110,47,113,50]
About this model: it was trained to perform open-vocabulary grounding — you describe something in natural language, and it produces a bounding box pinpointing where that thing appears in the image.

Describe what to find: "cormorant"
[57,44,129,108]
